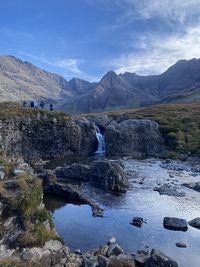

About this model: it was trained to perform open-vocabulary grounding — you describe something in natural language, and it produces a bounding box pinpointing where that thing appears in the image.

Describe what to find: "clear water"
[44,159,200,267]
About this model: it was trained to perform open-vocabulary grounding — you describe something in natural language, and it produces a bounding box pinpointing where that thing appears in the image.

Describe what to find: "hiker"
[34,101,39,109]
[40,100,45,109]
[30,100,34,108]
[22,100,27,108]
[50,103,54,111]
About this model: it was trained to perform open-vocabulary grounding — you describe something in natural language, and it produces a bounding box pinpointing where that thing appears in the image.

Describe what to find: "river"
[44,158,200,267]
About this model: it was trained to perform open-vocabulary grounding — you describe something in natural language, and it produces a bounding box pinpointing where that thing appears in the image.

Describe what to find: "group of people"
[23,100,54,111]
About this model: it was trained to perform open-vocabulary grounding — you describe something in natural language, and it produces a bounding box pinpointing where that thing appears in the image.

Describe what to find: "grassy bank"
[86,103,200,156]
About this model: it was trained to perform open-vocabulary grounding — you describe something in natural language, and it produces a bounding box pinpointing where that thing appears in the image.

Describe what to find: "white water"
[95,126,105,155]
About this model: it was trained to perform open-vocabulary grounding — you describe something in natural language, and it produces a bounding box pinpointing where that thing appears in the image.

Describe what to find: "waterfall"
[95,126,105,155]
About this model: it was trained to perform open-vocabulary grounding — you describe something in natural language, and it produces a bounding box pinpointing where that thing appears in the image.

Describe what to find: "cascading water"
[95,126,105,155]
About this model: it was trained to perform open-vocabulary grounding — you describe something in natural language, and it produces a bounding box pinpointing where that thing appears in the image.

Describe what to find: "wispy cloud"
[18,52,99,81]
[109,26,200,75]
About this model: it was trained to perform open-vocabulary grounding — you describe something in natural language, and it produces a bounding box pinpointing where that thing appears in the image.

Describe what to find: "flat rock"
[188,217,200,229]
[163,217,188,231]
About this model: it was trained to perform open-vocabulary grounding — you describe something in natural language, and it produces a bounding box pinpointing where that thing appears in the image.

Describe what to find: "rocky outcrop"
[55,159,128,194]
[0,114,97,163]
[105,119,162,157]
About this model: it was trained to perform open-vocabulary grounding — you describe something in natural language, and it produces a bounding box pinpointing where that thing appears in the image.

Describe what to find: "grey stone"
[144,250,179,267]
[188,217,200,229]
[98,255,109,267]
[0,171,5,180]
[107,244,124,257]
[163,217,188,231]
[108,237,116,245]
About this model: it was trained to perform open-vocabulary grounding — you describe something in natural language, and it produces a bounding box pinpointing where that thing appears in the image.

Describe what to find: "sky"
[1,0,200,81]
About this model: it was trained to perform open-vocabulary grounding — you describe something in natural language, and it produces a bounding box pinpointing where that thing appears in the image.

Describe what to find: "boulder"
[144,250,178,267]
[188,217,200,229]
[108,237,116,245]
[55,163,90,181]
[183,182,200,192]
[105,120,162,157]
[90,160,128,193]
[163,217,188,231]
[107,244,124,257]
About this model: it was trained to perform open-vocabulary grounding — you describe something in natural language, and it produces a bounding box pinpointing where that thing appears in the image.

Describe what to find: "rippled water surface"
[44,159,200,267]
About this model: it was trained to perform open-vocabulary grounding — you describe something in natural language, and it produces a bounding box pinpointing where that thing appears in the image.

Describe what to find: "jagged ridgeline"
[1,55,200,113]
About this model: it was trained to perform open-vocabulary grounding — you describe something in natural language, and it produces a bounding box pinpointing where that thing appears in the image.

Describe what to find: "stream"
[44,158,200,267]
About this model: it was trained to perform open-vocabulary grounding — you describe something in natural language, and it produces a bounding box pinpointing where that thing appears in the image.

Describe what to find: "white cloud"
[54,58,84,74]
[110,26,200,75]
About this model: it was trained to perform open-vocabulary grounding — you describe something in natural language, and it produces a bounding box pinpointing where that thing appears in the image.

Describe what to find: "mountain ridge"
[1,55,200,112]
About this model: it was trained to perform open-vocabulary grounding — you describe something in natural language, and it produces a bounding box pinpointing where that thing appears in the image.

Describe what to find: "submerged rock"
[154,184,186,197]
[188,217,200,229]
[163,217,188,231]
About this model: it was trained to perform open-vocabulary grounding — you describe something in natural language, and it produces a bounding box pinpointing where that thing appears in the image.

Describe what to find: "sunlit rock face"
[105,119,163,158]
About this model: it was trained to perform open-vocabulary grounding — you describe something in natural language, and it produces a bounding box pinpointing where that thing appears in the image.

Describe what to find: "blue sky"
[1,0,200,81]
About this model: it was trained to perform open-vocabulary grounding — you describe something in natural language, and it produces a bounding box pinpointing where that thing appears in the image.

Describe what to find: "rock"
[43,240,63,252]
[14,169,26,176]
[98,255,109,267]
[176,241,187,248]
[107,244,124,257]
[105,120,162,158]
[183,182,200,192]
[188,217,200,229]
[74,249,82,255]
[55,163,90,181]
[154,184,186,197]
[0,171,5,180]
[0,116,97,163]
[144,250,178,267]
[135,254,149,266]
[82,256,98,267]
[90,159,128,193]
[108,237,116,245]
[163,217,188,231]
[99,245,109,256]
[108,254,135,267]
[131,217,145,228]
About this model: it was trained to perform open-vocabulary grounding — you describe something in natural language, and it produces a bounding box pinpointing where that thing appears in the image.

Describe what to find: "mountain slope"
[0,55,92,103]
[1,55,200,112]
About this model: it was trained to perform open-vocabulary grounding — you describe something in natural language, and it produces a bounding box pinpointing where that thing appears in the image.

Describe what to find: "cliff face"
[0,113,97,163]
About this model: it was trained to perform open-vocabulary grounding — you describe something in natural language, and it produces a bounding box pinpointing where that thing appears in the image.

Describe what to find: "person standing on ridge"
[50,103,54,111]
[30,100,34,108]
[40,100,45,109]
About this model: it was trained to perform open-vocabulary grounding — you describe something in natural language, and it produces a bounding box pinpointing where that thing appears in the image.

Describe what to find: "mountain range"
[1,55,200,113]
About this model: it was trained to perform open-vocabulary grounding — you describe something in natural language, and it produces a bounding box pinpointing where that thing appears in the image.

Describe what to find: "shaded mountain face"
[1,55,200,112]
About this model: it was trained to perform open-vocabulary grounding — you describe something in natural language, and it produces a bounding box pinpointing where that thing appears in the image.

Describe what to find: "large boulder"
[90,160,128,193]
[105,119,162,157]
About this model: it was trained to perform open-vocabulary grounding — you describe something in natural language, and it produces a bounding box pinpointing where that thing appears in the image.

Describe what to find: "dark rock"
[188,217,200,229]
[154,184,186,197]
[105,120,162,158]
[107,244,124,257]
[131,217,145,228]
[90,159,128,194]
[55,163,90,181]
[108,256,135,267]
[183,182,200,192]
[82,256,98,267]
[176,241,187,248]
[50,182,104,217]
[98,255,109,267]
[135,254,149,266]
[0,116,97,163]
[163,217,188,231]
[144,250,178,267]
